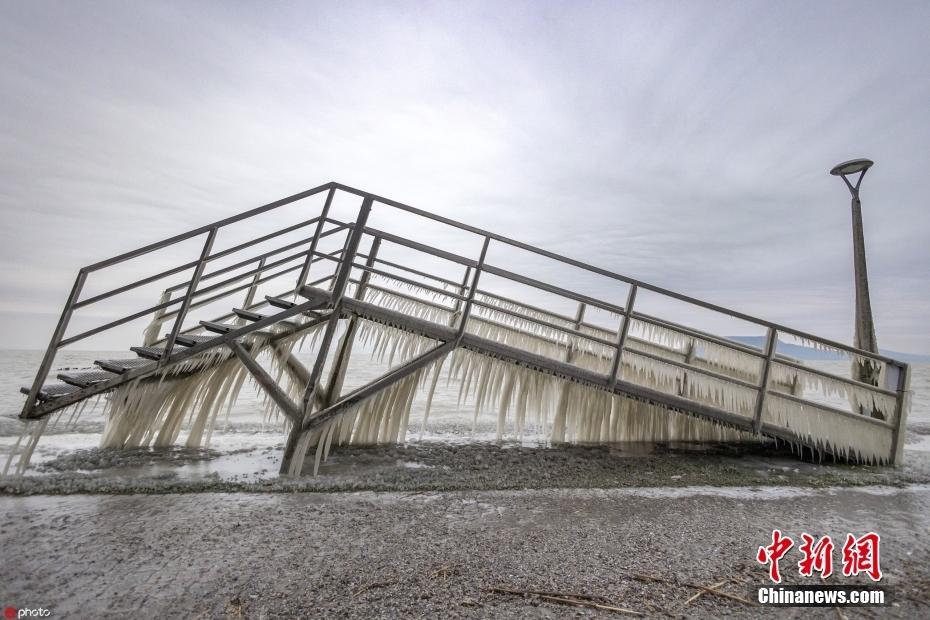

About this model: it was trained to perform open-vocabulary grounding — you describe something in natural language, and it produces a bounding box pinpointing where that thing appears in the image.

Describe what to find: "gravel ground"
[4,442,930,495]
[2,485,928,619]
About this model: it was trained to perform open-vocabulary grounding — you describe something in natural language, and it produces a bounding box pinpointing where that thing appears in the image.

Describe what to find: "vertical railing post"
[565,302,587,364]
[448,266,472,327]
[298,196,374,414]
[294,187,336,295]
[329,230,354,292]
[608,285,637,389]
[455,236,491,343]
[243,257,266,309]
[161,227,217,365]
[322,236,382,408]
[752,326,778,433]
[20,270,87,417]
[281,196,374,474]
[889,363,912,466]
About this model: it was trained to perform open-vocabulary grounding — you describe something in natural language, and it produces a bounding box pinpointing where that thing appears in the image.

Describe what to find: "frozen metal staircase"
[18,182,913,473]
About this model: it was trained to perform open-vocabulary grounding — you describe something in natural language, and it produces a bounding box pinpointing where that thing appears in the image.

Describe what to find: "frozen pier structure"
[18,183,911,474]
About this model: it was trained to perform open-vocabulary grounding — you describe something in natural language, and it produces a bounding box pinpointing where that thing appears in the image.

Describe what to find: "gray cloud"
[0,0,928,352]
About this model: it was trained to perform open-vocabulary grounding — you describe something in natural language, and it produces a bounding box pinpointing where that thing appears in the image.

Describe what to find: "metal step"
[233,306,299,330]
[173,334,220,347]
[233,308,266,322]
[95,358,155,374]
[265,295,296,310]
[130,345,168,360]
[57,368,120,388]
[19,383,80,402]
[267,295,326,319]
[200,321,235,334]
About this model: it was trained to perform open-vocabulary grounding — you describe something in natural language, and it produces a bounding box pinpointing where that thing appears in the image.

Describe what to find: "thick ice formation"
[142,290,172,347]
[8,273,902,477]
[102,318,327,450]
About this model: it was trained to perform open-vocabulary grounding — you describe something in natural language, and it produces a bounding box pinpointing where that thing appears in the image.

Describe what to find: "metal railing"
[22,181,912,464]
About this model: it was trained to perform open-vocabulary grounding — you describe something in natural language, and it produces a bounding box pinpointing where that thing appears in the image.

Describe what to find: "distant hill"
[728,336,930,363]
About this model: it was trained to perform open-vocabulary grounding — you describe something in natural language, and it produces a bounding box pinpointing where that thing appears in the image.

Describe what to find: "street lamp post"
[830,158,883,416]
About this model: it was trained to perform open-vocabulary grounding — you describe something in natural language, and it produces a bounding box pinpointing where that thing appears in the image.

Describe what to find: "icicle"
[142,290,172,346]
[770,362,897,419]
[2,418,50,477]
[763,394,893,464]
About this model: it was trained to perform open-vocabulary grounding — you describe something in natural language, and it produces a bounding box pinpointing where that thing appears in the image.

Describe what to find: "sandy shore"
[2,485,928,618]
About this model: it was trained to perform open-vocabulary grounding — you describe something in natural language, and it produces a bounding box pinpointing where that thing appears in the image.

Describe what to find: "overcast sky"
[1,0,928,353]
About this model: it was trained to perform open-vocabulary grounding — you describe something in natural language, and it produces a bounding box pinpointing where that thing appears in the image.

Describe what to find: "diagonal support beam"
[24,302,332,420]
[300,340,456,435]
[281,339,454,475]
[268,343,328,410]
[228,340,301,422]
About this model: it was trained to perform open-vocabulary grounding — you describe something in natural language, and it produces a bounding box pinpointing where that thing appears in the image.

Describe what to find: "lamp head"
[830,158,874,177]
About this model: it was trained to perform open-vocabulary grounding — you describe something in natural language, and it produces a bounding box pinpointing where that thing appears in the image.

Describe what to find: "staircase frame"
[20,182,913,466]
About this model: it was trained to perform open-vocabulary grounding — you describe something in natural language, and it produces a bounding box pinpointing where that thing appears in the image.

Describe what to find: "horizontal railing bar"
[352,255,582,328]
[359,273,780,382]
[357,253,462,289]
[59,298,177,347]
[771,358,898,397]
[178,275,335,336]
[334,182,495,239]
[60,258,333,348]
[469,298,618,348]
[766,391,896,429]
[481,264,627,316]
[311,251,466,302]
[73,218,340,308]
[362,267,465,301]
[333,182,899,367]
[348,240,795,365]
[624,347,761,391]
[83,183,333,272]
[74,260,200,309]
[360,279,707,366]
[361,282,457,313]
[769,329,900,366]
[161,249,341,323]
[177,248,315,300]
[628,312,768,359]
[157,263,311,323]
[168,223,346,292]
[353,253,582,325]
[361,226,478,268]
[204,216,326,265]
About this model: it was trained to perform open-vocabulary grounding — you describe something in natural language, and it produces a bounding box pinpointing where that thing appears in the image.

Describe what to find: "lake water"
[1,348,928,480]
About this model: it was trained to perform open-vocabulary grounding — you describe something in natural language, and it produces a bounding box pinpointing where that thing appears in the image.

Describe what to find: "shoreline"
[4,441,930,496]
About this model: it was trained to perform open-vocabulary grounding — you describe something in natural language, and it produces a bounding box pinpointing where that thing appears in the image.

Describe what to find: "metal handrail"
[21,183,336,413]
[335,182,901,366]
[23,181,909,468]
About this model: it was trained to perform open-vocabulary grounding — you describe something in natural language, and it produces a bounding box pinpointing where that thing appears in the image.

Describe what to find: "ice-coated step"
[19,383,80,401]
[57,368,120,388]
[95,358,155,374]
[200,321,235,334]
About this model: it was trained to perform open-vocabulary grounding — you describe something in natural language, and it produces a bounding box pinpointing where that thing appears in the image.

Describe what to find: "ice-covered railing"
[20,182,348,418]
[20,181,912,468]
[289,183,910,466]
